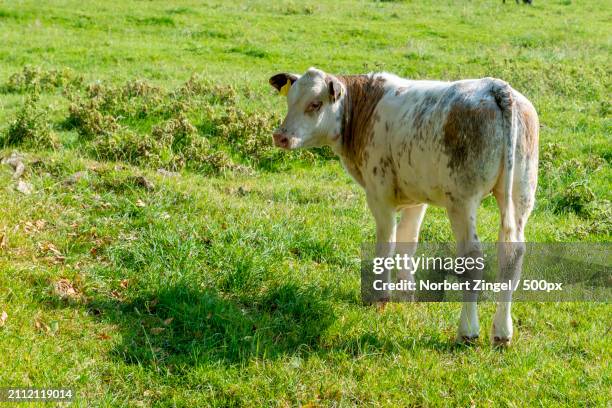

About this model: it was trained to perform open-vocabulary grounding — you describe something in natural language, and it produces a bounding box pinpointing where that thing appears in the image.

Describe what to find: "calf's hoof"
[491,322,513,347]
[456,335,479,345]
[375,299,389,312]
[492,336,512,347]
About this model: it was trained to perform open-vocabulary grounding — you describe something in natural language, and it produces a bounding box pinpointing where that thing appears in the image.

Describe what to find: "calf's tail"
[491,80,517,243]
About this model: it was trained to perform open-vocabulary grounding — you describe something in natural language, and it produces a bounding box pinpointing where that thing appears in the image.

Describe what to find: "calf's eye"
[306,101,322,113]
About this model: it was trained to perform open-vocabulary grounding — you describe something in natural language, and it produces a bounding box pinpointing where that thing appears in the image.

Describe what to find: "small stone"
[16,180,33,195]
[2,152,26,179]
[157,168,179,177]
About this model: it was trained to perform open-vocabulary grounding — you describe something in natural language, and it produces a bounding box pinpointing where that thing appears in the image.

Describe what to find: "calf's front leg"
[367,195,397,304]
[394,205,428,301]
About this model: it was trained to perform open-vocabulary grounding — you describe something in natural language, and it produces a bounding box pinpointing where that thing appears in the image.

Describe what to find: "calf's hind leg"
[447,200,484,343]
[492,174,536,346]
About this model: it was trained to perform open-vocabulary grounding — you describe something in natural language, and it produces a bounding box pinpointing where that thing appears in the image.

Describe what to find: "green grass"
[0,0,610,406]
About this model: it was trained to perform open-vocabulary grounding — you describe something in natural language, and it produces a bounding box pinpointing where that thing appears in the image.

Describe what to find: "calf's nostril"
[272,132,290,148]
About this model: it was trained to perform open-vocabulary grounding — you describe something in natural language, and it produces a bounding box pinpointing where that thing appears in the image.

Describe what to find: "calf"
[269,68,538,345]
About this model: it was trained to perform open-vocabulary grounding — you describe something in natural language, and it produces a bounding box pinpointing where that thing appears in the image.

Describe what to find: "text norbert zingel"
[372,278,519,293]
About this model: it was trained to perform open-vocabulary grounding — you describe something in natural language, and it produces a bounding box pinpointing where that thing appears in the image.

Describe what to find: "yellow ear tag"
[279,80,291,96]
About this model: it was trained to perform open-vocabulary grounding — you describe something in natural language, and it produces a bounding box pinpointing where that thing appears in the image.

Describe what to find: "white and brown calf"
[269,67,538,345]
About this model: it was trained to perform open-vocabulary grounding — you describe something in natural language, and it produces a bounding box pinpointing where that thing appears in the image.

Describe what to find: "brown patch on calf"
[392,174,405,202]
[378,154,407,202]
[378,155,388,178]
[337,75,386,168]
[518,101,539,158]
[442,102,497,171]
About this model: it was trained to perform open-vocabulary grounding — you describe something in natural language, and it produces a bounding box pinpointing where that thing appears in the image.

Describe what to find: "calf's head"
[269,67,343,149]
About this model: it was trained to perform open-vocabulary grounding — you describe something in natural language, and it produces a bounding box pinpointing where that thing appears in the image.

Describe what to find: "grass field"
[0,0,610,406]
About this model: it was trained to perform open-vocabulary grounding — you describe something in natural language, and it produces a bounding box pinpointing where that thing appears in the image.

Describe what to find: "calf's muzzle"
[273,129,290,149]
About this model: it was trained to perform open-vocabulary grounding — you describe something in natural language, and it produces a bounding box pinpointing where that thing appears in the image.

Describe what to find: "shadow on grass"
[41,280,469,369]
[81,282,336,367]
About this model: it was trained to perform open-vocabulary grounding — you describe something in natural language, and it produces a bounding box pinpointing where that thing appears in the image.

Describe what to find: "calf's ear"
[327,76,343,102]
[269,73,299,94]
